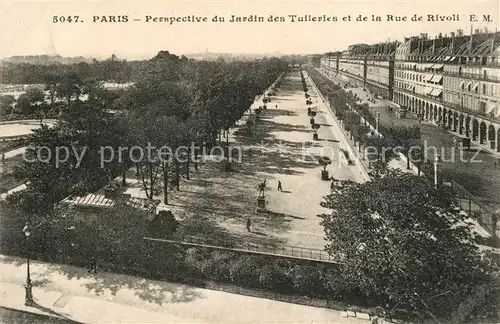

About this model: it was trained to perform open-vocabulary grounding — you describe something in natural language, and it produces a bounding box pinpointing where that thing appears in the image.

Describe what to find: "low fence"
[144,235,340,264]
[447,180,498,234]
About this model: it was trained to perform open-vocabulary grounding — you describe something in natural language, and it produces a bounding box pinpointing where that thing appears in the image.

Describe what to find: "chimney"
[469,30,473,54]
[450,32,455,52]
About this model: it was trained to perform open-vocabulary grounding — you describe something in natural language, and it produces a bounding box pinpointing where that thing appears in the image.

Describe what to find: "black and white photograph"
[0,1,499,323]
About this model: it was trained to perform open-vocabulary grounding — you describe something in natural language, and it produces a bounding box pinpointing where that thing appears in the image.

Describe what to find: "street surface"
[0,255,370,324]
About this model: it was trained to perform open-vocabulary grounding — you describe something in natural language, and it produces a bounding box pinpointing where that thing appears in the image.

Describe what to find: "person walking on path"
[88,256,97,274]
[277,180,282,192]
[246,218,251,232]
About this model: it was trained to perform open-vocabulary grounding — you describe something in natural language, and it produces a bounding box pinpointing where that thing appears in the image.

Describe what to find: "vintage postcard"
[1,0,499,323]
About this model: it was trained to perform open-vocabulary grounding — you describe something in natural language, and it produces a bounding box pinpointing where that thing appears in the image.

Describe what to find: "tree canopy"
[320,170,491,320]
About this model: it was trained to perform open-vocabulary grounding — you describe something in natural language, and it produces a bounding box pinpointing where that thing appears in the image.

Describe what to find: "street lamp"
[376,112,380,134]
[22,222,34,306]
[433,155,440,187]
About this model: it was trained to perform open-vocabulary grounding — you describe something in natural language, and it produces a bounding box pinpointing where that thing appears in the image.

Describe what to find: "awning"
[472,83,479,91]
[428,64,435,68]
[443,56,451,61]
[423,74,433,81]
[459,80,465,88]
[431,75,443,83]
[432,64,444,69]
[465,81,472,89]
[425,87,433,94]
[430,89,443,96]
[449,57,457,62]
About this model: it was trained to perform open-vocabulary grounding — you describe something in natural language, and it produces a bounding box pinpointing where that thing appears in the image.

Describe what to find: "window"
[483,84,487,95]
[458,66,462,76]
[483,70,487,79]
[492,85,495,96]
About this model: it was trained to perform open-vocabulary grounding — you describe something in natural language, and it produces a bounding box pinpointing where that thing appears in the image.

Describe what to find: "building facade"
[320,29,500,152]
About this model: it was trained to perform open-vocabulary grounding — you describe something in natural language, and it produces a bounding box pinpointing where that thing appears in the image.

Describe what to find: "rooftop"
[61,193,160,213]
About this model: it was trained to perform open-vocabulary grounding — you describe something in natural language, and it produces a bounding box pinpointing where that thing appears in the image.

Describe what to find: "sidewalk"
[0,255,370,323]
[305,73,370,182]
[316,70,415,175]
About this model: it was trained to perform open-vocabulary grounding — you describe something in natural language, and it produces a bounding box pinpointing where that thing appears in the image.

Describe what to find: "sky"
[1,0,499,59]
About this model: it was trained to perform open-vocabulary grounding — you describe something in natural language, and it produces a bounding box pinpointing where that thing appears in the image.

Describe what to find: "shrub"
[148,210,179,238]
[291,264,327,297]
[229,255,264,288]
[258,260,293,293]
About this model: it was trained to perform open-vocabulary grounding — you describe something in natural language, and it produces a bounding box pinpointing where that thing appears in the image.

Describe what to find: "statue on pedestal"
[256,179,267,212]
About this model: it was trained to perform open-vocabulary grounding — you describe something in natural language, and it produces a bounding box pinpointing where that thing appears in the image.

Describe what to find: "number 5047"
[53,16,80,23]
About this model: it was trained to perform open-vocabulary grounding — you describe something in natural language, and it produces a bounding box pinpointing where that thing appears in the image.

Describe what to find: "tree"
[13,103,128,215]
[25,87,45,104]
[55,71,83,114]
[148,210,179,238]
[44,72,59,106]
[319,170,488,319]
[363,135,397,178]
[0,95,15,115]
[15,93,35,114]
[385,126,421,170]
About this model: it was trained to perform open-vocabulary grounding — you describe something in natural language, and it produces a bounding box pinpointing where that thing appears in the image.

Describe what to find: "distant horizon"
[2,24,497,61]
[1,51,300,61]
[2,1,497,59]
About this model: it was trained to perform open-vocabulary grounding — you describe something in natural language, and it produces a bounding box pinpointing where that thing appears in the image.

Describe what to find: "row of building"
[319,28,500,153]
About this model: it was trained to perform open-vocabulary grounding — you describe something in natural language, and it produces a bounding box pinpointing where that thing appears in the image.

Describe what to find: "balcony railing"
[442,71,500,82]
[395,88,444,103]
[365,78,390,90]
[338,70,364,81]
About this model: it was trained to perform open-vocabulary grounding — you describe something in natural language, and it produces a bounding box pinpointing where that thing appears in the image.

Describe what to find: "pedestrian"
[277,180,282,192]
[88,256,97,274]
[246,218,251,232]
[275,104,278,108]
